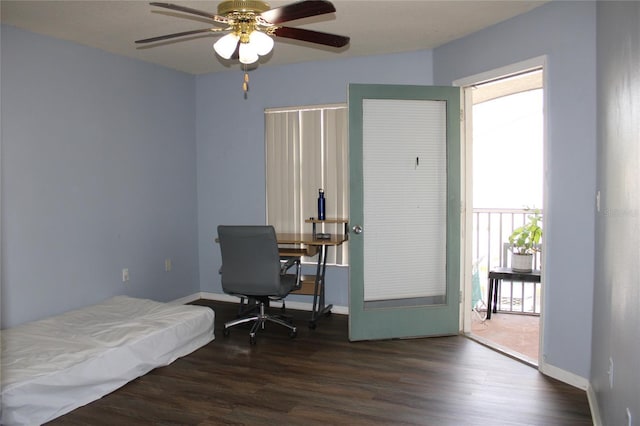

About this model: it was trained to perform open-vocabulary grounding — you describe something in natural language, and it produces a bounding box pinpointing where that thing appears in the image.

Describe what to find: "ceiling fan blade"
[261,0,336,25]
[273,26,349,48]
[149,2,227,23]
[135,28,224,44]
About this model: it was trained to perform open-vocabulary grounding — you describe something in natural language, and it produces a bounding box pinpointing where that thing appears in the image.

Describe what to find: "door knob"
[352,225,363,234]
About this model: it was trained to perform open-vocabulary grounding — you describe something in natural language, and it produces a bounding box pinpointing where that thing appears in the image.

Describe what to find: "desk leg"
[309,245,332,329]
[487,278,494,320]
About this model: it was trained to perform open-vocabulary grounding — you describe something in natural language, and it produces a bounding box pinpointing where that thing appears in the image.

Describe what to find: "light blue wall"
[434,1,597,379]
[1,25,199,327]
[195,52,434,306]
[593,2,640,424]
[2,2,602,389]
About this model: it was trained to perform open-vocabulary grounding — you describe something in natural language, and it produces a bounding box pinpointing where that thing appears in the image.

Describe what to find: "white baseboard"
[539,361,589,390]
[170,293,203,305]
[175,292,349,315]
[586,383,602,426]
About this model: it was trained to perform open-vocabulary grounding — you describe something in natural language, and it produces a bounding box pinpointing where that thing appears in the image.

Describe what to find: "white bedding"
[0,295,215,425]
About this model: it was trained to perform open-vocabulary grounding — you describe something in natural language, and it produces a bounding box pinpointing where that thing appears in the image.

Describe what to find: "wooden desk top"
[215,233,347,246]
[277,233,348,246]
[304,218,349,224]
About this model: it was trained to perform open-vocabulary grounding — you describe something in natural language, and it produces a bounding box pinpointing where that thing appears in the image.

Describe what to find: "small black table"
[487,267,541,319]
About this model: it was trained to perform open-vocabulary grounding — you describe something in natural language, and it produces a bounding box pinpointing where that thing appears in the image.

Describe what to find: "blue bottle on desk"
[318,189,326,220]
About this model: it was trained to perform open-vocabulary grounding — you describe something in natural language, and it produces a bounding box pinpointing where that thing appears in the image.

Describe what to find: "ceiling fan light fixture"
[239,42,259,64]
[214,33,240,59]
[249,30,274,56]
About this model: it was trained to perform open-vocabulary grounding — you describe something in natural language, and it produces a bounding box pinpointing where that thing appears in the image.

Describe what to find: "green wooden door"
[348,84,461,341]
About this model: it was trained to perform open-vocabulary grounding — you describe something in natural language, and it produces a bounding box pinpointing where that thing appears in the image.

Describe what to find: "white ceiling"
[1,1,548,75]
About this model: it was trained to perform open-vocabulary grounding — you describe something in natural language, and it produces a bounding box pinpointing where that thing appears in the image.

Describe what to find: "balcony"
[473,208,542,315]
[471,208,542,364]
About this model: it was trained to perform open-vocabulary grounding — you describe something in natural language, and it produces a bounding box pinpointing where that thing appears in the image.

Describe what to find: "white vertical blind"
[324,108,349,263]
[362,99,447,302]
[265,105,349,264]
[265,111,301,233]
[300,109,323,225]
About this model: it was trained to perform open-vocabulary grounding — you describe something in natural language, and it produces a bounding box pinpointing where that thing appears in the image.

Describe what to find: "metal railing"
[473,208,543,315]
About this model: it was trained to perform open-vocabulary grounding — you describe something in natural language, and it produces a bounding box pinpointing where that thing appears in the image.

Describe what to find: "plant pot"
[511,253,533,273]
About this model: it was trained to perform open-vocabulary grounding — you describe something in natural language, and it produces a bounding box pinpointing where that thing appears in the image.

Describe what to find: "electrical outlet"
[165,259,172,272]
[122,268,129,283]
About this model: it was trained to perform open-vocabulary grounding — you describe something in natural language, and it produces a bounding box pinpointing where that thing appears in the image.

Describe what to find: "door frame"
[453,55,547,366]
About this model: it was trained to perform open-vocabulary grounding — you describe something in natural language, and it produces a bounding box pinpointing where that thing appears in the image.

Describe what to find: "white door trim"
[452,55,548,369]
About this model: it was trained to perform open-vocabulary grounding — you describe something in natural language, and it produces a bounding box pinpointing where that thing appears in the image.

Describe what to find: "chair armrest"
[280,257,302,289]
[280,257,300,274]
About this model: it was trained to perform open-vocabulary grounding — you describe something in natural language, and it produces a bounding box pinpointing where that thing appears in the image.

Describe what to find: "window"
[265,104,348,265]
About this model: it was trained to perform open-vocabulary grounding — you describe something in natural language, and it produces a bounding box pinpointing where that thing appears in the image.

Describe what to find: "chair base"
[224,300,297,344]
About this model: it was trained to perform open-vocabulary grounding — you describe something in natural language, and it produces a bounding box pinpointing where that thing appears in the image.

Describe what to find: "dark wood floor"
[49,300,592,425]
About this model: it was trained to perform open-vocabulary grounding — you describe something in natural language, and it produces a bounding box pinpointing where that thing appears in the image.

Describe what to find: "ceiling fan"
[135,0,350,66]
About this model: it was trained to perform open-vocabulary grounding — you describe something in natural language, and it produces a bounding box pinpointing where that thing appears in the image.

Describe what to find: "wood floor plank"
[48,300,592,425]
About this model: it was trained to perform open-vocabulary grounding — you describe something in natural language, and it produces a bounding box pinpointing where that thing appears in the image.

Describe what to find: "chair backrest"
[217,225,283,297]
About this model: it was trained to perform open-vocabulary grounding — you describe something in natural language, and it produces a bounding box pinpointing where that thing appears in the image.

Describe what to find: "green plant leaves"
[508,210,542,254]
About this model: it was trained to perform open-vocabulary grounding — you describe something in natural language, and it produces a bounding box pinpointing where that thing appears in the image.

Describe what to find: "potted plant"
[508,209,542,272]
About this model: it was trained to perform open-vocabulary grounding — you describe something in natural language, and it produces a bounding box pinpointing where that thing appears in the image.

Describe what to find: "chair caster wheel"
[223,328,230,337]
[289,329,297,338]
[249,335,257,345]
[308,321,317,329]
[325,310,332,317]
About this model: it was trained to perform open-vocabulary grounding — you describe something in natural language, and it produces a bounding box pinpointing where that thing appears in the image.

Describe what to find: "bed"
[0,295,215,425]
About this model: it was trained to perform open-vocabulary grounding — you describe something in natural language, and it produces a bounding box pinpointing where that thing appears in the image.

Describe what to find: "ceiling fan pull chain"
[243,71,249,94]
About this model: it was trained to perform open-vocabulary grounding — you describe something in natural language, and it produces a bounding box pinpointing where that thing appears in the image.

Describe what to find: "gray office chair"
[217,225,300,344]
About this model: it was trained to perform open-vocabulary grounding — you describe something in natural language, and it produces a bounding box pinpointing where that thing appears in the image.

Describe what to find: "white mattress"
[0,295,215,425]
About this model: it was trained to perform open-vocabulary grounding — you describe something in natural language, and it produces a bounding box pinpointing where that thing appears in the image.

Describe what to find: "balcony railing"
[473,208,543,315]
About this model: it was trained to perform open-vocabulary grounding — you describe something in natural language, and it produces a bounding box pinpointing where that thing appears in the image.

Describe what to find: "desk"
[277,233,347,329]
[305,217,350,238]
[487,267,541,320]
